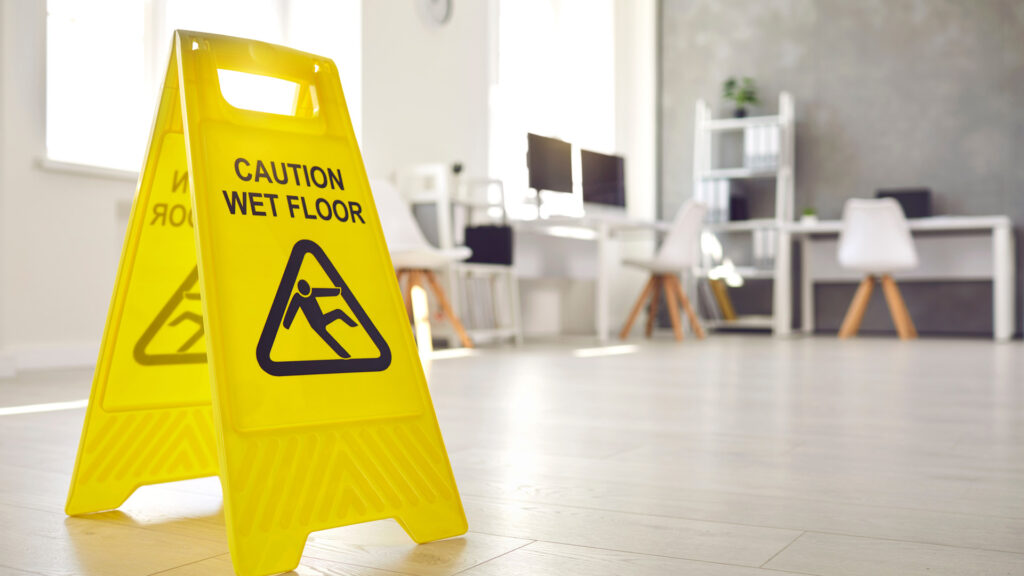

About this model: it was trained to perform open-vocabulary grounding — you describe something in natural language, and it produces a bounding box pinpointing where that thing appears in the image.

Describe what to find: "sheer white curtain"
[46,0,361,173]
[489,0,616,219]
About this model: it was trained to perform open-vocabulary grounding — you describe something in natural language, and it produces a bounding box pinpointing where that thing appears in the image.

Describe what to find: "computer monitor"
[527,133,573,194]
[580,149,626,208]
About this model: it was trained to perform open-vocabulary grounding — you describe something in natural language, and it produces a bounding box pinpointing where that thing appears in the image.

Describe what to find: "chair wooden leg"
[663,277,684,341]
[880,275,918,340]
[645,276,663,338]
[424,270,474,348]
[620,277,655,340]
[398,269,414,321]
[669,275,705,340]
[839,275,875,339]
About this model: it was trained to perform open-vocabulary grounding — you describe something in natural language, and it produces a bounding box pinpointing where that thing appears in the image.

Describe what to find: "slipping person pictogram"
[134,267,208,365]
[283,280,358,358]
[257,239,391,376]
[169,292,204,353]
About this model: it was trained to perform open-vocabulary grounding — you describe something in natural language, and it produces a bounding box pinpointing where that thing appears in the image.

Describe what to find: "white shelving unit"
[400,168,523,346]
[692,92,795,333]
[450,177,523,345]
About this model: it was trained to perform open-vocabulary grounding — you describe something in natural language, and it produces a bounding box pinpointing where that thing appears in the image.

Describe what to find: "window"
[489,0,616,218]
[46,0,361,173]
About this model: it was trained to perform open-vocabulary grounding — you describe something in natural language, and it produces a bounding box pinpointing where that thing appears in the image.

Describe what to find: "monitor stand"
[583,202,628,219]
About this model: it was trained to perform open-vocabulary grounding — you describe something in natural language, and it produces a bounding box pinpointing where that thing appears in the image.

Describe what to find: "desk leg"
[773,229,793,336]
[596,222,611,343]
[993,225,1016,342]
[508,267,524,345]
[800,236,814,334]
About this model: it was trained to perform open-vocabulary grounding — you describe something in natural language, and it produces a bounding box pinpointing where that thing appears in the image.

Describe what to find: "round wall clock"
[418,0,453,26]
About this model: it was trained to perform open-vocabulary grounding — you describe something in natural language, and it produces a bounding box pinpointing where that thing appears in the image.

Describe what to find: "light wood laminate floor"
[1,335,1023,575]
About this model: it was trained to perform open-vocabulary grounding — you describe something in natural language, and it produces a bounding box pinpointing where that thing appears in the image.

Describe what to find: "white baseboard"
[2,342,100,375]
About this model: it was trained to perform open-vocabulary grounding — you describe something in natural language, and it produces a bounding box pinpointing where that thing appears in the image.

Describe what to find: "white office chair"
[371,178,474,348]
[620,200,707,341]
[836,197,918,340]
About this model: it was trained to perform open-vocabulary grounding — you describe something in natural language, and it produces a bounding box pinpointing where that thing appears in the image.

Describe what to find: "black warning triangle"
[133,267,208,365]
[257,239,391,377]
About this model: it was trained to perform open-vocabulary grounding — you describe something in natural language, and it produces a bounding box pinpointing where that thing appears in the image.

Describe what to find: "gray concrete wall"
[660,0,1024,336]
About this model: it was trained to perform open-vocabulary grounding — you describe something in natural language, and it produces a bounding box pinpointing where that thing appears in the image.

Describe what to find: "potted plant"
[800,207,818,224]
[722,76,759,117]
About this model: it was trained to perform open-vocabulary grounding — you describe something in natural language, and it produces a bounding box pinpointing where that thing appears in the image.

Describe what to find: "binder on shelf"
[753,228,765,268]
[749,126,757,169]
[716,179,730,222]
[767,124,779,169]
[696,178,731,223]
[755,126,765,169]
[729,195,749,221]
[752,227,778,269]
[743,124,780,171]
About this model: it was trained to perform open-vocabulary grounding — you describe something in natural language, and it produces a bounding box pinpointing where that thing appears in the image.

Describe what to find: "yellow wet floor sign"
[66,31,467,576]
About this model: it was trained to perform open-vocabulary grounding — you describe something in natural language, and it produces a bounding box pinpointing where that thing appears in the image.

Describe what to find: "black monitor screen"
[527,133,573,193]
[581,149,626,207]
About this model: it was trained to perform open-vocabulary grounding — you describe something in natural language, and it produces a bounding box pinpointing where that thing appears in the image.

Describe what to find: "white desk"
[514,213,668,342]
[777,216,1016,341]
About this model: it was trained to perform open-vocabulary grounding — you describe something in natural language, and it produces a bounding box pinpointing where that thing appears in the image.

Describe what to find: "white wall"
[615,0,658,223]
[360,0,493,180]
[610,0,659,333]
[0,0,135,373]
[0,0,7,376]
[522,0,659,337]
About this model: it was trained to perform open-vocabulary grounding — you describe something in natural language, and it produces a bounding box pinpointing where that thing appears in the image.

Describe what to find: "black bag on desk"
[464,225,514,265]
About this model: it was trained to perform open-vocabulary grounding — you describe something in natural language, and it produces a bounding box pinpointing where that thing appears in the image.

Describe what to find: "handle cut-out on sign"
[217,69,317,118]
